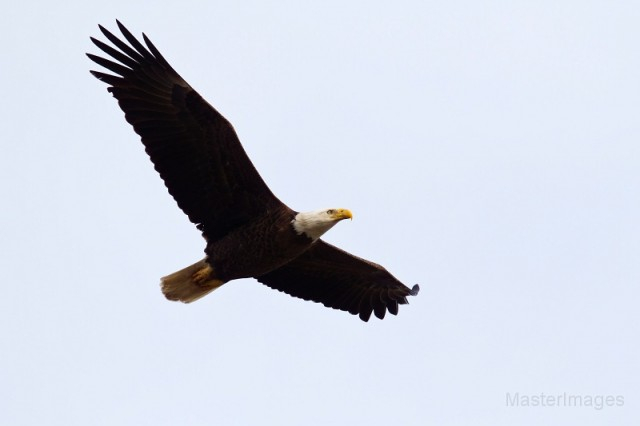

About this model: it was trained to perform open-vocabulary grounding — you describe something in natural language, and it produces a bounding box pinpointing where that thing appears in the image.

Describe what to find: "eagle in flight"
[88,21,419,321]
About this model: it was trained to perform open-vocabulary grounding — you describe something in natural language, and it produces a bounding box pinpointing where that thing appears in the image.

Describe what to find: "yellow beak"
[332,208,353,221]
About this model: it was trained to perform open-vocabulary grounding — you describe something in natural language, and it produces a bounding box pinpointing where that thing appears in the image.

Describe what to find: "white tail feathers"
[160,258,225,303]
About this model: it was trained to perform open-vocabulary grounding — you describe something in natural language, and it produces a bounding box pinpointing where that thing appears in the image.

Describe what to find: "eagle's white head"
[292,208,353,240]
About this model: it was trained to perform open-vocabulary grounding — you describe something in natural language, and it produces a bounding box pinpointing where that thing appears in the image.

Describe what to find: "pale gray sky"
[1,1,638,425]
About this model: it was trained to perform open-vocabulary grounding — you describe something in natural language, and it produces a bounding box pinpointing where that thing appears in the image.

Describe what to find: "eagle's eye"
[326,209,335,215]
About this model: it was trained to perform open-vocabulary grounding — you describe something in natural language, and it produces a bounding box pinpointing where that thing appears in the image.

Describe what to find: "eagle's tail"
[160,258,225,303]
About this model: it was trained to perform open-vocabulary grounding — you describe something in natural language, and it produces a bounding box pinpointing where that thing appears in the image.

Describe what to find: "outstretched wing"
[88,21,284,240]
[257,240,419,321]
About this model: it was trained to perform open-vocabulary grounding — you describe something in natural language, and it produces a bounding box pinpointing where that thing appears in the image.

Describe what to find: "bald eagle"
[88,21,419,321]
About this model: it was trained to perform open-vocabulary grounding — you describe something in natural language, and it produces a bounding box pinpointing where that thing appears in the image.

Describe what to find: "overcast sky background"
[1,1,638,425]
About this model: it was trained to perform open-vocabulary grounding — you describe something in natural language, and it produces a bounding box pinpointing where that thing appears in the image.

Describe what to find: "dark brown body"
[205,208,311,281]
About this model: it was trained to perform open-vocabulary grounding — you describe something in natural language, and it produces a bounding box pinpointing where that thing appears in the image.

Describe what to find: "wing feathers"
[116,20,157,62]
[89,21,283,239]
[89,37,139,69]
[89,71,124,86]
[98,24,145,63]
[86,53,132,76]
[257,240,419,322]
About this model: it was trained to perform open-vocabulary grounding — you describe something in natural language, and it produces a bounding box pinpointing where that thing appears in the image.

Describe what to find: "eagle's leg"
[161,259,225,303]
[192,264,216,286]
